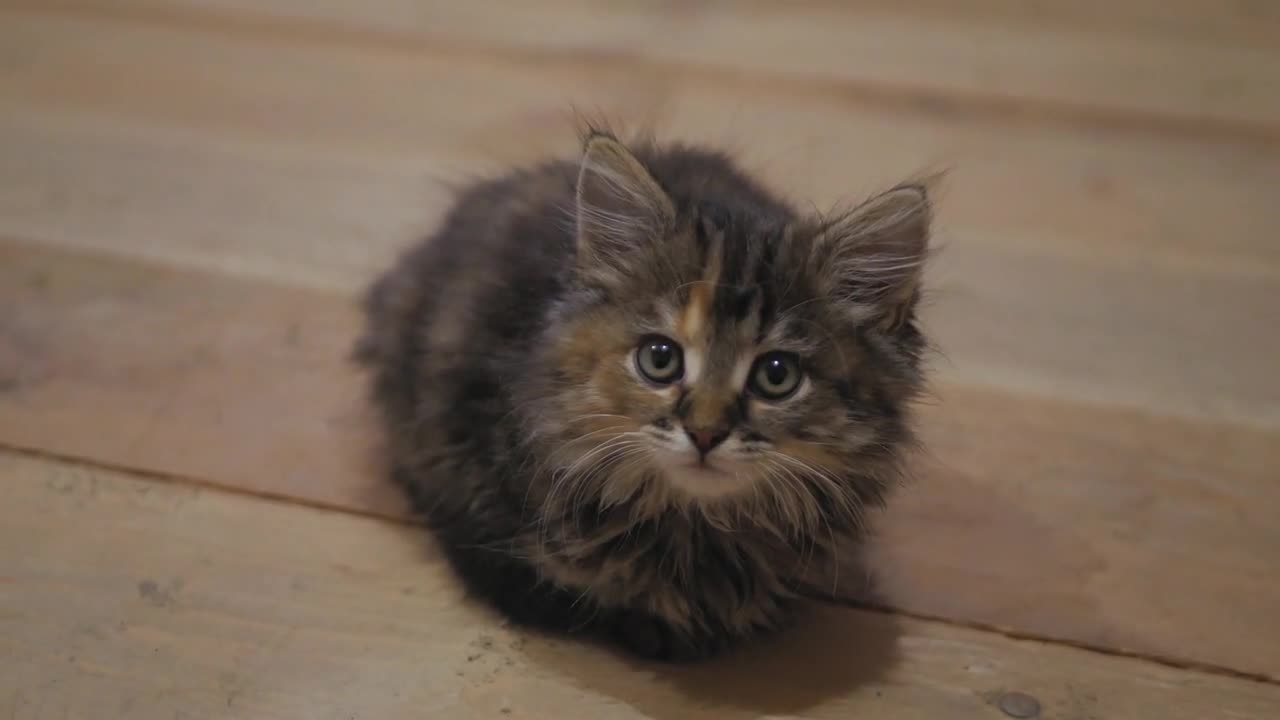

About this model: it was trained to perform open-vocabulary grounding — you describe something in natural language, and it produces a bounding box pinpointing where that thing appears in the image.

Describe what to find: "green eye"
[748,352,802,400]
[636,336,684,384]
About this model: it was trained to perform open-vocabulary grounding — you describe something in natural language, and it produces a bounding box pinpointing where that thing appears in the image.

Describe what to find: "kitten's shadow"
[521,599,902,717]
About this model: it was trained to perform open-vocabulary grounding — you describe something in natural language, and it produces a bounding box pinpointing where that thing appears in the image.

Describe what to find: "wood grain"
[2,13,1278,427]
[4,10,1280,272]
[3,0,1280,702]
[875,385,1280,674]
[5,239,1279,678]
[2,450,1277,719]
[23,0,1280,137]
[0,239,404,518]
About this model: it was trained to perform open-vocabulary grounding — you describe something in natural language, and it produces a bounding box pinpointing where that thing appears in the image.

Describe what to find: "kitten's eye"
[636,335,684,384]
[748,352,802,400]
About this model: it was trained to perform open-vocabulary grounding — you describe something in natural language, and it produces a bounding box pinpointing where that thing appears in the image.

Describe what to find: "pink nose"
[686,428,728,454]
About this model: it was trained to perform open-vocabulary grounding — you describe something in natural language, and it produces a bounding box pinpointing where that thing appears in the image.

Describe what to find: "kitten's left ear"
[816,184,931,331]
[575,133,675,284]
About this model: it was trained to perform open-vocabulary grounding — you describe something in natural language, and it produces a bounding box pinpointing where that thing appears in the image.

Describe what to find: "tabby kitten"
[355,128,932,661]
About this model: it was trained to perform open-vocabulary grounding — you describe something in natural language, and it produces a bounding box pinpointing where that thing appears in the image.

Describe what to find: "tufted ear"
[574,133,675,285]
[814,184,931,331]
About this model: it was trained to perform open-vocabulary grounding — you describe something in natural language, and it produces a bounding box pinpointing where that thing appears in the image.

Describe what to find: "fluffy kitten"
[355,128,932,661]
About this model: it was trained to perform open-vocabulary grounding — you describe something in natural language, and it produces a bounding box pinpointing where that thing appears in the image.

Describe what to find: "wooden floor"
[2,1,1279,717]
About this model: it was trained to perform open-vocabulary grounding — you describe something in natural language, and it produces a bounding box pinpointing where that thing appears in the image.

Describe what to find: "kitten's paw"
[614,612,721,662]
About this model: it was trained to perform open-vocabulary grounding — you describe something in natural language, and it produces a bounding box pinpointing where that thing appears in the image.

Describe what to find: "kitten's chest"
[531,513,800,630]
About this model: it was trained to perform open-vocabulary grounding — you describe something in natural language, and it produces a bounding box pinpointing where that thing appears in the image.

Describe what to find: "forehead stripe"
[677,224,724,343]
[679,281,713,343]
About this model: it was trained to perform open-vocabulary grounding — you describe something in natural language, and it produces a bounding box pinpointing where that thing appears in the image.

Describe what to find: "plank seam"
[8,1,1280,148]
[4,439,1277,687]
[810,591,1279,687]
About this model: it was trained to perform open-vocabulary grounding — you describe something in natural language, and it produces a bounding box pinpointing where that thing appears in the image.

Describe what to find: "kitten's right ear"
[815,184,932,331]
[575,133,674,284]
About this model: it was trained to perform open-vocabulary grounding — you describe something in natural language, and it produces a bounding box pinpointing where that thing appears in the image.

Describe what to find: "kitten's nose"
[686,427,729,455]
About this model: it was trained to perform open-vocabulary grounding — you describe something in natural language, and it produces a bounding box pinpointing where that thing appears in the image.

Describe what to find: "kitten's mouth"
[657,452,750,500]
[687,457,732,476]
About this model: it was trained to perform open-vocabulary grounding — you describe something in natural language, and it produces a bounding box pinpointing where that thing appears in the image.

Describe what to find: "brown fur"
[355,127,933,660]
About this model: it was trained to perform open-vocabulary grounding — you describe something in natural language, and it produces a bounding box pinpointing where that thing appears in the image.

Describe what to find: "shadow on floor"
[520,599,902,718]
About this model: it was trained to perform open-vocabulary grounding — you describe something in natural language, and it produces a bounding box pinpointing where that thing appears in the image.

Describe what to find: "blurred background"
[2,1,1278,717]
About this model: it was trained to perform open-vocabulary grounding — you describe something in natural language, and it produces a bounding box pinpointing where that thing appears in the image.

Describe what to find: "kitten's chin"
[656,456,754,502]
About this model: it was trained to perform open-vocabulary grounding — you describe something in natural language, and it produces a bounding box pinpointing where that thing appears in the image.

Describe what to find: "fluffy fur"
[355,128,933,661]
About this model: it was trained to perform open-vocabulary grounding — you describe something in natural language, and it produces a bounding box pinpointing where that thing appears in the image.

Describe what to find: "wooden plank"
[3,10,1280,273]
[3,451,1278,719]
[0,112,439,293]
[0,239,406,518]
[0,132,1275,434]
[4,240,1280,678]
[2,4,1279,680]
[2,14,1278,427]
[874,384,1280,674]
[23,0,1280,136]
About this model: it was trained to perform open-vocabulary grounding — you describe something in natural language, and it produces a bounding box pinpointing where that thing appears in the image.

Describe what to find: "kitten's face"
[530,134,930,529]
[547,221,919,510]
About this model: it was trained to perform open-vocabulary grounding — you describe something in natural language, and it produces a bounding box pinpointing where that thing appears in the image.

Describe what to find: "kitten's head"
[530,132,931,534]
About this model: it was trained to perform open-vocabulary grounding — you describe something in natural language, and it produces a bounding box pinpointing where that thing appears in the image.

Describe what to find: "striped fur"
[355,128,933,661]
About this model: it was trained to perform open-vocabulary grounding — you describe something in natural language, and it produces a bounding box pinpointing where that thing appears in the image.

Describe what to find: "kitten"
[355,128,932,661]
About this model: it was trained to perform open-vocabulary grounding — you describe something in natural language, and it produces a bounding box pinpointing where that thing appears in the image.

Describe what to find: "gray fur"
[355,128,932,660]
